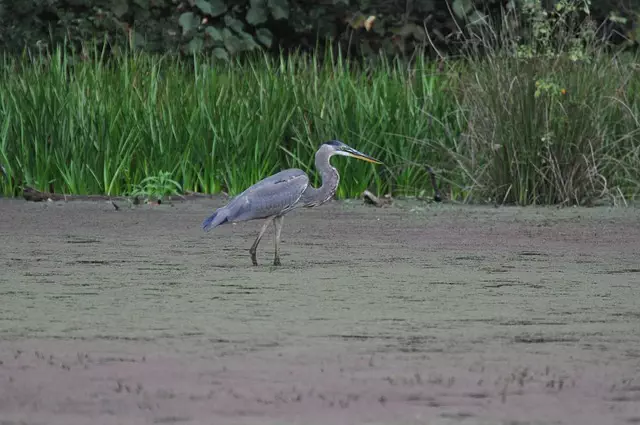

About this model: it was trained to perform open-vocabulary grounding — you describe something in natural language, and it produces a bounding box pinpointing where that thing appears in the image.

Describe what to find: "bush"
[0,1,637,61]
[451,55,640,205]
[441,0,640,205]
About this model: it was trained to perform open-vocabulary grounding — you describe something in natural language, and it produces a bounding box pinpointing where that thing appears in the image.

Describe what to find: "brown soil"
[1,198,639,425]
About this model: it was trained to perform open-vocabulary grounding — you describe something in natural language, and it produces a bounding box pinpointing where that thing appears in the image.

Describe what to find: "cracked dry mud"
[0,198,639,425]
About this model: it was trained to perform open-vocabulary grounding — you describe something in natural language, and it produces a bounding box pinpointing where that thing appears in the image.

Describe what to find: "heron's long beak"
[345,148,383,164]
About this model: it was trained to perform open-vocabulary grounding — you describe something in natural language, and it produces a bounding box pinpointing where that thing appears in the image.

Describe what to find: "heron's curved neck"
[301,149,339,206]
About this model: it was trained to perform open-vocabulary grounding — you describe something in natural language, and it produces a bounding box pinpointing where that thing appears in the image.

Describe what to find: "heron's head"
[323,140,383,164]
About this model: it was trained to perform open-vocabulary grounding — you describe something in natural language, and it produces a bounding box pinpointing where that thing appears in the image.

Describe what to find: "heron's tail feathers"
[202,208,229,231]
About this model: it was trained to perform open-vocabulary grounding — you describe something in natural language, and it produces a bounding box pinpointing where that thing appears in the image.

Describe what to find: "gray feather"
[202,169,309,230]
[202,144,343,232]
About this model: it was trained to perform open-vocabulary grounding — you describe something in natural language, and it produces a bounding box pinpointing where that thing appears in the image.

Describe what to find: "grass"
[0,45,456,201]
[0,37,638,206]
[441,0,640,206]
[451,53,640,205]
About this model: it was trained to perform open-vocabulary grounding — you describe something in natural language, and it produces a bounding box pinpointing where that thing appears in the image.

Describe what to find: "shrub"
[443,0,640,205]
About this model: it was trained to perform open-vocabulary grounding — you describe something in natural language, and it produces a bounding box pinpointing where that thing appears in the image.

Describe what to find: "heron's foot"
[273,257,281,266]
[250,250,258,266]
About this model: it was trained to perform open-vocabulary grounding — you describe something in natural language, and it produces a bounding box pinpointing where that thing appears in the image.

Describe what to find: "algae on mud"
[0,198,639,425]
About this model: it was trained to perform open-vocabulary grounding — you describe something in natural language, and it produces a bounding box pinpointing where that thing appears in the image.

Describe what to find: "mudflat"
[0,198,639,425]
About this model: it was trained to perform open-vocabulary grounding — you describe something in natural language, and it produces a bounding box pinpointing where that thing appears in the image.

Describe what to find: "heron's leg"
[273,216,284,266]
[249,216,274,266]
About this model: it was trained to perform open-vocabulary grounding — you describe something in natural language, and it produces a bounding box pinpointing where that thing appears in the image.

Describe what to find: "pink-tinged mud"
[0,198,639,425]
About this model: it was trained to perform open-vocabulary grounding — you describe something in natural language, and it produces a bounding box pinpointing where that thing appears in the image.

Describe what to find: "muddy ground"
[0,197,639,425]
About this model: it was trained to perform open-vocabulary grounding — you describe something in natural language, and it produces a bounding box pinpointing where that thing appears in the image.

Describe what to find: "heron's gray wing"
[235,169,306,198]
[227,170,309,222]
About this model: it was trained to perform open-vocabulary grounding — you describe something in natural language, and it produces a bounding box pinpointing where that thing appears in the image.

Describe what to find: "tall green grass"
[0,45,455,200]
[0,37,638,205]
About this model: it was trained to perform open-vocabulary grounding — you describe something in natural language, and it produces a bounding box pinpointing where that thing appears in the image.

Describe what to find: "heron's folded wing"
[230,172,309,222]
[227,169,305,200]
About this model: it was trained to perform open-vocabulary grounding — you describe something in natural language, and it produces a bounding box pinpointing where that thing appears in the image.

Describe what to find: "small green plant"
[128,171,183,202]
[534,78,567,98]
[514,0,596,61]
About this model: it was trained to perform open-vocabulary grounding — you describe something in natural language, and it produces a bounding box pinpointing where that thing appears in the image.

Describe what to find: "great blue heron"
[201,140,383,266]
